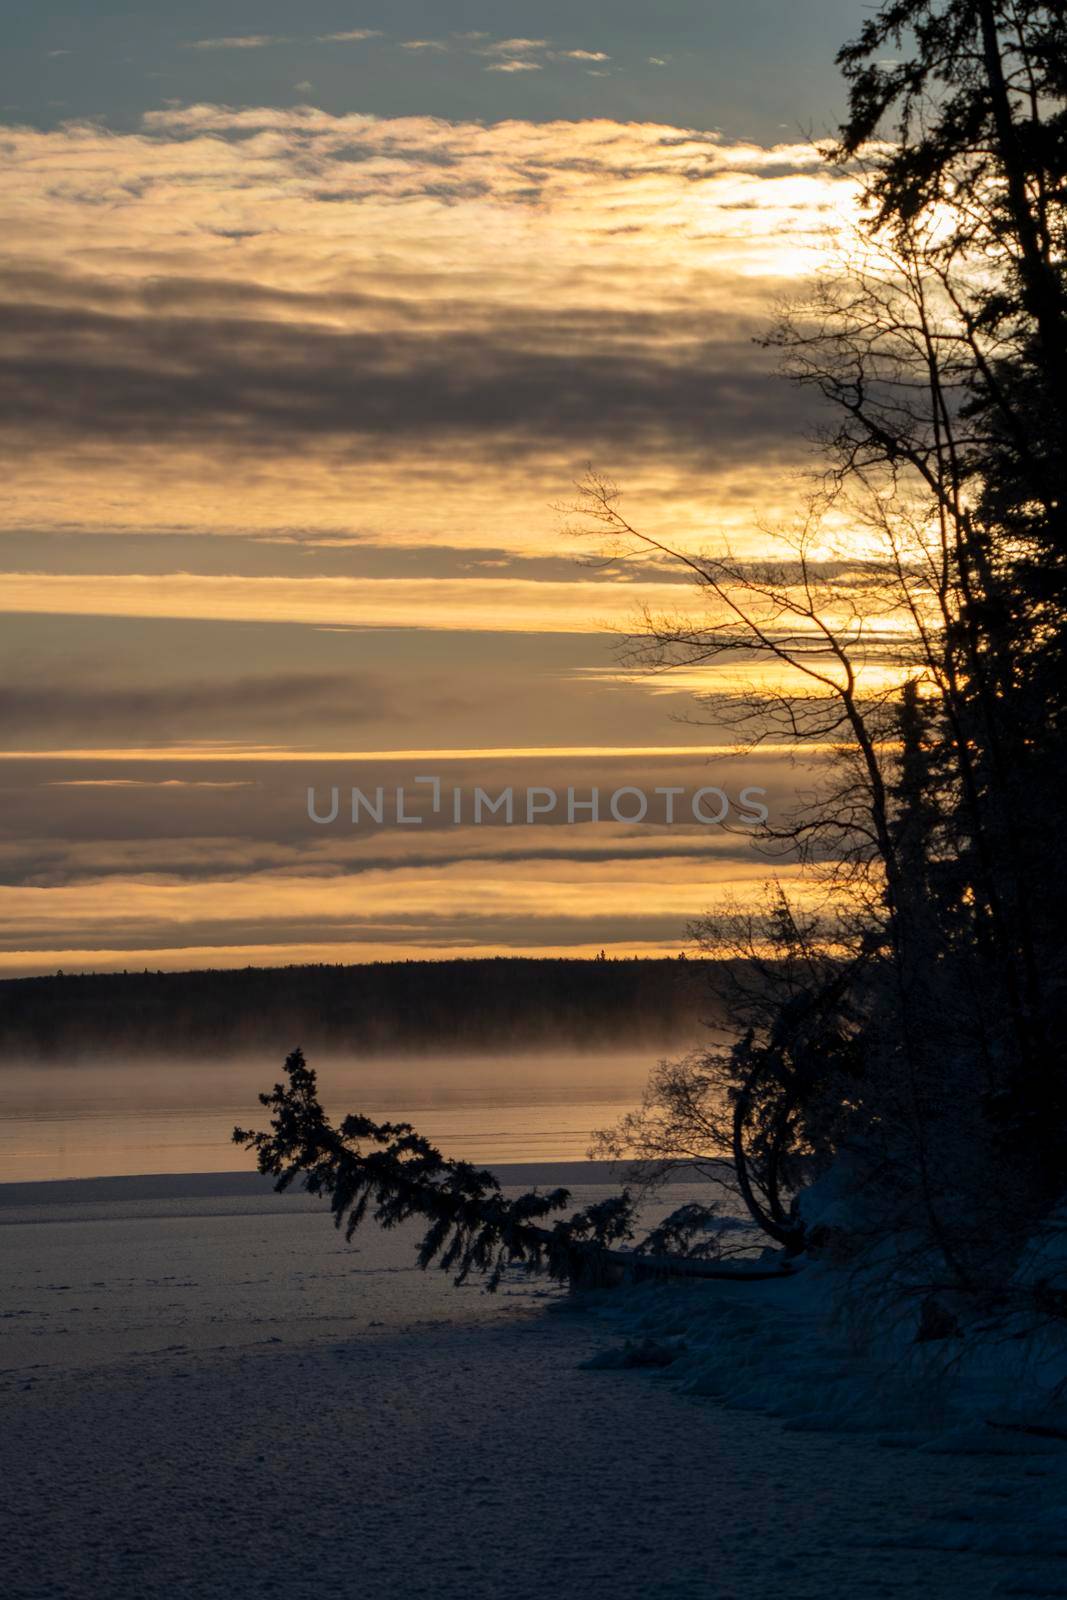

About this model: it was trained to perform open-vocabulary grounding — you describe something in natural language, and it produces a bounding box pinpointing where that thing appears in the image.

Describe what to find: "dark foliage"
[0,956,719,1061]
[580,2,1067,1308]
[234,1049,638,1289]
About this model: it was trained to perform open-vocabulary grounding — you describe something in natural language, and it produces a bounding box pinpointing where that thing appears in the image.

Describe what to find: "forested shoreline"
[0,957,720,1061]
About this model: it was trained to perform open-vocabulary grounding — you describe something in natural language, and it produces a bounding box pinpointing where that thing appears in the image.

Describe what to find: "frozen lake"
[0,1049,668,1181]
[1,1170,1045,1600]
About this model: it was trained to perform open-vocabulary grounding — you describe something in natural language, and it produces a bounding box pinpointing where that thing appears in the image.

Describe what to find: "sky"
[0,3,874,973]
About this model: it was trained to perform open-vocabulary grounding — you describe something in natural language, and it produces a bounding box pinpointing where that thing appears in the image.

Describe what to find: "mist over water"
[0,1048,683,1182]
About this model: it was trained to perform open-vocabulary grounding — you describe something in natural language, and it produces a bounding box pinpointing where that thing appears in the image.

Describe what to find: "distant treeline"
[0,957,729,1061]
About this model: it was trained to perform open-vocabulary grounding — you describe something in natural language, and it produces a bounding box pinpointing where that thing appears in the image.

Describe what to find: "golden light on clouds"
[9,743,820,762]
[0,108,864,967]
[0,571,716,632]
[1,111,858,552]
[0,850,813,973]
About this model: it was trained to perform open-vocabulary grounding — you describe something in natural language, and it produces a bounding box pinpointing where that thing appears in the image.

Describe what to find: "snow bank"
[579,1246,1067,1580]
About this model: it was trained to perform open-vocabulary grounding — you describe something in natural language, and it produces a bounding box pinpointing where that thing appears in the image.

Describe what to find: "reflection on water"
[0,1051,669,1181]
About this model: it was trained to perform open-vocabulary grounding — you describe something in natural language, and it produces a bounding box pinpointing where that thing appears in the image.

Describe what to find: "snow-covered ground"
[3,1170,1066,1598]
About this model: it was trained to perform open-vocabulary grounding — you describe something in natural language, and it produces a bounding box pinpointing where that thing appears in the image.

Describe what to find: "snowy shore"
[3,1169,1066,1598]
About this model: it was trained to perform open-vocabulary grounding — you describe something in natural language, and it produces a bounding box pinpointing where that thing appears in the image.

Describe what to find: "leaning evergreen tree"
[235,1049,796,1287]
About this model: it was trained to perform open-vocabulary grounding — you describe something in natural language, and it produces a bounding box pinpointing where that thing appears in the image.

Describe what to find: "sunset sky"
[0,2,868,973]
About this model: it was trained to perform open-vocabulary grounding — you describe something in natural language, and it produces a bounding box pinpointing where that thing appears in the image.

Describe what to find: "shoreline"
[0,1159,666,1211]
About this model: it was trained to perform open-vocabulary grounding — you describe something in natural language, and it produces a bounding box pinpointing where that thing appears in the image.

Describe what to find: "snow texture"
[2,1170,1066,1599]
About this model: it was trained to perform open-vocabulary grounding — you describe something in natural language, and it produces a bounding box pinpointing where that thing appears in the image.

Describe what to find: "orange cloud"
[0,112,857,554]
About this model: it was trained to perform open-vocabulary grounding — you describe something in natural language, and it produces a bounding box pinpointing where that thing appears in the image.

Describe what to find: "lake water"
[0,1049,672,1182]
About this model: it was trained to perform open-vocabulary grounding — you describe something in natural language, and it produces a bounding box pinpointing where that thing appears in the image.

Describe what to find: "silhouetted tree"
[234,1050,795,1288]
[583,0,1067,1306]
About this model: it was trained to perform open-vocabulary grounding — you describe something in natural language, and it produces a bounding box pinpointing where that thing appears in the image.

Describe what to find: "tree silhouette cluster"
[579,0,1067,1313]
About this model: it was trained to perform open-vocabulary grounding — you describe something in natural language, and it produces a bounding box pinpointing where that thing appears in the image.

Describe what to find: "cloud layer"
[0,109,856,968]
[1,111,851,547]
